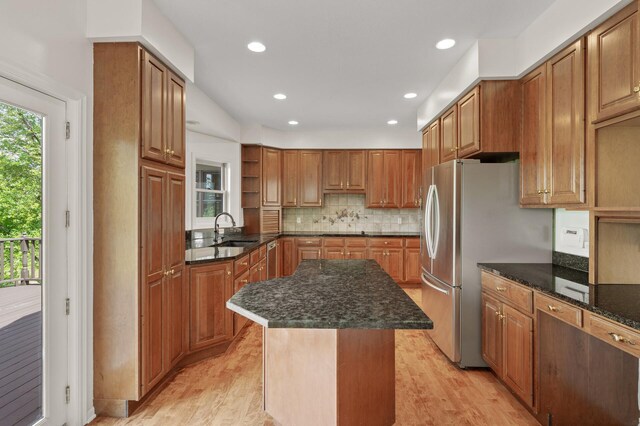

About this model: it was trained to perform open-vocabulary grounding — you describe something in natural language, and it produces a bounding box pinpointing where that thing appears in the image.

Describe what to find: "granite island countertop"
[477,263,640,331]
[186,231,420,265]
[226,259,433,330]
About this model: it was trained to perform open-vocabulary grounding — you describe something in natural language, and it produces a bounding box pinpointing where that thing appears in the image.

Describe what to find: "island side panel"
[336,329,395,426]
[264,328,338,425]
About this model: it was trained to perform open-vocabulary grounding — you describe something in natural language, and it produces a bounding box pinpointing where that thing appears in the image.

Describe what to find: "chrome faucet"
[214,212,236,236]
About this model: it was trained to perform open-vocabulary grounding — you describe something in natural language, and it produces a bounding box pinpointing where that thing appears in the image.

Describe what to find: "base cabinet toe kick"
[479,270,640,425]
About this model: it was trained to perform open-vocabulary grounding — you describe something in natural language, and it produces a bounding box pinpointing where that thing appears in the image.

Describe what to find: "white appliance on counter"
[421,160,552,368]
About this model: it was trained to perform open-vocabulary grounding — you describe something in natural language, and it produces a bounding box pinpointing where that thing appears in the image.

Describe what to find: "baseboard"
[84,407,96,425]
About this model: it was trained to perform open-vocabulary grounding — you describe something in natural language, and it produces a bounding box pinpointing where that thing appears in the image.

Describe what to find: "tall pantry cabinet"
[93,43,187,417]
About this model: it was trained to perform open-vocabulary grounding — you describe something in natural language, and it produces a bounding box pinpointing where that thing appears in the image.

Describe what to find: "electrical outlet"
[397,217,402,225]
[296,217,301,224]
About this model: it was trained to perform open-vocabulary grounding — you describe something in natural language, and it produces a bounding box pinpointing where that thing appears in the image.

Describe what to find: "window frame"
[193,159,230,227]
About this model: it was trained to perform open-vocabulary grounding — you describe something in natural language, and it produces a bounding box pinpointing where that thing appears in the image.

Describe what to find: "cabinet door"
[299,151,323,206]
[429,120,440,167]
[141,50,167,164]
[345,248,367,259]
[502,304,533,407]
[366,151,385,207]
[166,173,185,270]
[189,263,233,351]
[481,293,502,372]
[588,2,640,122]
[421,128,430,177]
[520,65,547,206]
[250,264,260,283]
[404,248,421,284]
[260,258,267,281]
[383,151,401,208]
[546,39,585,205]
[440,105,458,163]
[166,266,187,368]
[166,70,186,168]
[345,150,366,192]
[457,86,481,158]
[262,148,281,206]
[322,247,345,260]
[281,238,296,276]
[233,271,250,336]
[282,150,299,207]
[298,247,321,263]
[401,150,421,208]
[369,248,387,271]
[323,150,345,191]
[385,249,404,282]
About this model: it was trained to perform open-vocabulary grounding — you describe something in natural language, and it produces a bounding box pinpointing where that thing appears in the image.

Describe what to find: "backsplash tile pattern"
[282,194,421,233]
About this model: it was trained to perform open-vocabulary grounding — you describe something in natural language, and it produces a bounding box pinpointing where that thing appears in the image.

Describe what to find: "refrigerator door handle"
[424,184,433,259]
[432,185,440,259]
[421,273,450,295]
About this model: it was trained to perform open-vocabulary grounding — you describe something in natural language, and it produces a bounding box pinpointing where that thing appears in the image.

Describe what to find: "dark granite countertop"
[226,259,433,329]
[477,263,640,331]
[186,232,420,265]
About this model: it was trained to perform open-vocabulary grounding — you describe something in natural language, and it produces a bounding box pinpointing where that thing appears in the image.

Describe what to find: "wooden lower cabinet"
[345,248,367,259]
[403,248,420,284]
[281,238,296,277]
[323,247,345,259]
[189,262,234,352]
[481,273,534,408]
[233,270,250,336]
[166,266,188,369]
[369,248,404,282]
[298,246,322,262]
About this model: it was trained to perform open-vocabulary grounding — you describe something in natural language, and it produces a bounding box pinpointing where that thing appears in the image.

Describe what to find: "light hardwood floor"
[92,288,538,426]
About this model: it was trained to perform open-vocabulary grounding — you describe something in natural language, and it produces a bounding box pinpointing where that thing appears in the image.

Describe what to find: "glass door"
[0,77,68,426]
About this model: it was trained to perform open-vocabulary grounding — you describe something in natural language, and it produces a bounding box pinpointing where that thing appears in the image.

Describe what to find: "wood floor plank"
[91,288,538,426]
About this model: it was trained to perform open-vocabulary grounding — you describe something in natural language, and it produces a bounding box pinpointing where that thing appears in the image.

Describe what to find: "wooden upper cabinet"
[366,151,386,207]
[520,39,585,207]
[383,150,401,208]
[323,151,344,191]
[421,128,430,175]
[588,2,640,123]
[521,65,548,207]
[440,105,458,163]
[299,151,323,206]
[282,150,299,207]
[323,150,366,193]
[166,71,186,168]
[457,86,481,158]
[141,50,167,164]
[262,148,281,206]
[546,38,585,205]
[401,150,421,208]
[141,49,186,168]
[422,120,440,172]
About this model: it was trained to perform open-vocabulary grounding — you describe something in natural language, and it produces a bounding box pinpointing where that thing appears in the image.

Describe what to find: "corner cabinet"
[520,38,585,207]
[93,42,187,416]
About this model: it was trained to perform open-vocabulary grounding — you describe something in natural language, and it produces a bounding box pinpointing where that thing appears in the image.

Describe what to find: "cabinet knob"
[547,304,559,312]
[170,150,175,155]
[346,181,350,188]
[634,85,640,94]
[170,269,174,275]
[227,270,231,276]
[608,332,636,345]
[384,241,388,245]
[495,286,507,292]
[340,181,344,188]
[241,279,249,284]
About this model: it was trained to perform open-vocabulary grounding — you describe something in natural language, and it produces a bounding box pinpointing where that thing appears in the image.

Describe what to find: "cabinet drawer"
[345,238,367,248]
[369,238,403,248]
[323,238,345,247]
[534,292,582,328]
[234,270,250,293]
[234,255,250,276]
[297,238,322,247]
[481,272,533,314]
[405,238,420,248]
[586,312,640,358]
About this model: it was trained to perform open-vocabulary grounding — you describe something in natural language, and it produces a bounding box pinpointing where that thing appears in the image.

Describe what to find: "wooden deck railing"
[0,235,41,287]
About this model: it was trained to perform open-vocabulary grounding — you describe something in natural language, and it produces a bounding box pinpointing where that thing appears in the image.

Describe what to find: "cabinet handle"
[609,332,636,345]
[495,286,507,292]
[340,181,343,188]
[495,310,501,316]
[241,262,248,266]
[164,270,171,276]
[294,197,297,205]
[634,85,640,94]
[498,314,505,321]
[170,269,174,275]
[227,270,231,276]
[547,304,559,312]
[241,279,249,284]
[346,251,351,256]
[384,241,388,245]
[170,150,175,155]
[346,181,350,188]
[450,146,459,152]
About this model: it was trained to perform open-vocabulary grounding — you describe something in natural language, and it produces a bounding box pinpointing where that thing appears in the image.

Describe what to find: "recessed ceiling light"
[273,93,287,100]
[403,93,417,99]
[387,120,398,125]
[247,41,266,53]
[436,39,456,50]
[288,120,299,126]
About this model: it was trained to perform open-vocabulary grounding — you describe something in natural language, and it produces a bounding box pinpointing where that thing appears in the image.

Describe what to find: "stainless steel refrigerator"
[421,160,552,367]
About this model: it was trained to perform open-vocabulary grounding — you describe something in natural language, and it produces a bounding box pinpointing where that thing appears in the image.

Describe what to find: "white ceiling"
[153,0,555,130]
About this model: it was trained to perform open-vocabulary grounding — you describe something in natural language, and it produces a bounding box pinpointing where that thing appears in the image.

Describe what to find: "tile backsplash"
[282,194,421,233]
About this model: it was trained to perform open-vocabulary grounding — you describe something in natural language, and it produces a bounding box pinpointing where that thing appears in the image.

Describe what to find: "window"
[195,161,228,219]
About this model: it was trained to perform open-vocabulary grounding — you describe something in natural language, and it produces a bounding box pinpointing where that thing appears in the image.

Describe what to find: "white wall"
[186,131,242,230]
[0,0,94,423]
[186,83,242,142]
[254,125,421,149]
[554,209,589,257]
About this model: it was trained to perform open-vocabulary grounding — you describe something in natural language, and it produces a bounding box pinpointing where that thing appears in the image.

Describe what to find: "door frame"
[0,60,91,424]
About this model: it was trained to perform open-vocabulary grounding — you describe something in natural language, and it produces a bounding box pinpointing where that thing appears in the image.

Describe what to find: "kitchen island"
[227,259,432,426]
